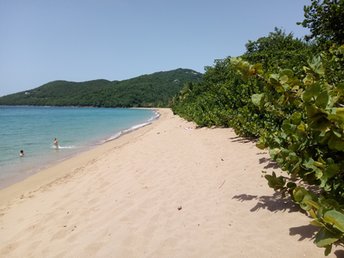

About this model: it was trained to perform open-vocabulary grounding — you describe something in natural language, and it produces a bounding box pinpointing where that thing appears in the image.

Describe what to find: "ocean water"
[0,106,157,188]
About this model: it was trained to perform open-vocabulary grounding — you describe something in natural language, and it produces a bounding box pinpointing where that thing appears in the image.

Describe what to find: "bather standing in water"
[53,138,59,149]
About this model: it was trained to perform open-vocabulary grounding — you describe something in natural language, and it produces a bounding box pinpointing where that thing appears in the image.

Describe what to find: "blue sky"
[0,0,310,96]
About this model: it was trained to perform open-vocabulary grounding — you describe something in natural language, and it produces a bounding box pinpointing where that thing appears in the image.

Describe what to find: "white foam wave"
[103,122,151,143]
[103,110,160,143]
[122,122,151,133]
[51,145,76,149]
[103,132,122,142]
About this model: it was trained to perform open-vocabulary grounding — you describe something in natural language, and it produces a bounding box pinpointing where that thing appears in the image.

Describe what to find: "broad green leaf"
[326,158,335,165]
[332,130,342,138]
[280,69,293,78]
[324,210,344,232]
[303,84,321,102]
[290,112,302,125]
[269,148,280,159]
[338,45,344,55]
[315,91,330,109]
[256,138,266,149]
[313,161,325,169]
[264,173,285,190]
[323,164,340,180]
[315,228,338,247]
[325,245,332,256]
[297,123,306,133]
[303,74,315,85]
[320,199,342,211]
[282,83,290,91]
[251,63,263,75]
[305,199,320,209]
[309,56,325,76]
[280,75,289,84]
[303,66,311,73]
[293,187,309,203]
[306,105,331,131]
[310,219,323,227]
[328,108,344,124]
[315,168,323,179]
[303,158,315,169]
[318,131,332,145]
[275,84,285,93]
[269,74,279,85]
[286,182,296,189]
[251,94,264,108]
[328,134,344,151]
[282,121,296,134]
[301,193,314,210]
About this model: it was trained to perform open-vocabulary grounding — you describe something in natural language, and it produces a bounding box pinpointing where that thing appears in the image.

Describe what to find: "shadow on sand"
[258,156,280,169]
[232,192,301,213]
[229,136,256,144]
[232,193,344,257]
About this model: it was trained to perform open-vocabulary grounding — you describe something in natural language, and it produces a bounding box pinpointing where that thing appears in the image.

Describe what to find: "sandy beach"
[0,108,342,257]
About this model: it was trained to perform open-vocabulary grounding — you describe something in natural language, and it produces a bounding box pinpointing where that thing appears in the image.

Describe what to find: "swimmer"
[19,150,24,157]
[53,138,59,149]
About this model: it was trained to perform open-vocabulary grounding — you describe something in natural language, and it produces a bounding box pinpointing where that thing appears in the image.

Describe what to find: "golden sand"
[0,109,337,257]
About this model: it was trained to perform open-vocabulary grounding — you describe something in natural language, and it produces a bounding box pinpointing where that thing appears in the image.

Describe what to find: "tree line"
[0,68,202,108]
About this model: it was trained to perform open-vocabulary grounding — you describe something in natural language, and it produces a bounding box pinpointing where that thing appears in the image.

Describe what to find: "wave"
[51,145,77,149]
[147,110,160,122]
[103,132,122,142]
[103,122,151,143]
[103,110,160,143]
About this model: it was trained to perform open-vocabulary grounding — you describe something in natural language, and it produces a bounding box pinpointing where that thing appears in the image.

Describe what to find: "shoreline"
[0,109,163,205]
[0,108,340,257]
[0,108,159,190]
[103,109,160,143]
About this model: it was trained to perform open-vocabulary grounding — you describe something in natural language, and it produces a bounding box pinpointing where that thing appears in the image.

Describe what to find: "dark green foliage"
[172,1,344,254]
[173,58,257,131]
[172,30,311,137]
[0,69,202,107]
[298,0,344,47]
[243,28,314,72]
[240,47,344,255]
[235,47,344,200]
[172,26,344,254]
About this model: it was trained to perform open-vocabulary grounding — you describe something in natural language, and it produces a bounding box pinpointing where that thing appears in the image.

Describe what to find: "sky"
[0,0,311,96]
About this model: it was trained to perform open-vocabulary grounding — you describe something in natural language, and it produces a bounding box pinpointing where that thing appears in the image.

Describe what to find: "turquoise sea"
[0,106,157,188]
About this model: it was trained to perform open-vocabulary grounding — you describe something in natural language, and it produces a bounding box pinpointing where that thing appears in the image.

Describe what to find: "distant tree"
[243,28,312,72]
[298,0,344,47]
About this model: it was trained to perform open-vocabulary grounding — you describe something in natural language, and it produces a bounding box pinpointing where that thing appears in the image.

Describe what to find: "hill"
[0,68,202,107]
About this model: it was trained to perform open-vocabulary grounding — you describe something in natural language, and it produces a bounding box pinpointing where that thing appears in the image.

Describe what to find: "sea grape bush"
[172,58,265,136]
[172,30,311,137]
[172,1,344,253]
[232,45,344,255]
[172,45,344,255]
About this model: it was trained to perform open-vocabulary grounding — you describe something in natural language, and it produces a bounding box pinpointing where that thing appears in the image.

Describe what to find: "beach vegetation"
[298,0,344,49]
[233,48,344,254]
[172,1,344,255]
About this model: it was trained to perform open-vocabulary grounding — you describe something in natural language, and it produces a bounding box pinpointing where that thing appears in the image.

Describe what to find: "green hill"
[0,68,202,107]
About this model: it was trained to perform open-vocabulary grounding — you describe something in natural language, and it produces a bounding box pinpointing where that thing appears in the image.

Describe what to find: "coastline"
[0,108,161,205]
[0,107,159,190]
[0,108,340,257]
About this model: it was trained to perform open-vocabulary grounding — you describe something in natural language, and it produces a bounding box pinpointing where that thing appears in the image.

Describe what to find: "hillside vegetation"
[0,68,202,107]
[172,1,344,255]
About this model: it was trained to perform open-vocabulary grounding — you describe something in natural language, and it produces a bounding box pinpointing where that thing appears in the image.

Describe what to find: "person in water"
[19,150,24,157]
[53,138,59,149]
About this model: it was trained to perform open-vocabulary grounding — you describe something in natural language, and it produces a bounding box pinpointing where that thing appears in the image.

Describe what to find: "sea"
[0,106,158,188]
